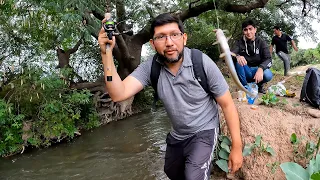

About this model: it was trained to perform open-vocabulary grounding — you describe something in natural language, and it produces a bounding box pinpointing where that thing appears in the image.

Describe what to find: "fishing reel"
[103,17,133,40]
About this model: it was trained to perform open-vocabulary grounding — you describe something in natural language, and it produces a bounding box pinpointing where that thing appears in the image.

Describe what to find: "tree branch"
[116,0,126,33]
[67,36,83,54]
[178,0,270,21]
[134,0,270,46]
[91,10,105,20]
[224,0,270,13]
[83,11,100,39]
[301,0,307,16]
[189,0,200,10]
[133,25,151,45]
[146,6,155,19]
[0,55,7,66]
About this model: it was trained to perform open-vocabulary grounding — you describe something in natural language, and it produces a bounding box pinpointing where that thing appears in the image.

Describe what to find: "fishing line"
[211,0,223,55]
[213,0,220,29]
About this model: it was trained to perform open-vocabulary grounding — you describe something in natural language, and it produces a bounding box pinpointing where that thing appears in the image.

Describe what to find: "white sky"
[297,20,320,49]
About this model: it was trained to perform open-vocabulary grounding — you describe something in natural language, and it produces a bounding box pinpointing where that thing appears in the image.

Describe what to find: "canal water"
[0,108,171,180]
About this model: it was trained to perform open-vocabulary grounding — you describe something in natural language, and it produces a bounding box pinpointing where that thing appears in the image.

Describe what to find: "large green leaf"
[255,135,262,147]
[311,172,320,180]
[218,148,229,160]
[243,144,254,157]
[266,146,276,156]
[307,158,316,176]
[216,159,229,173]
[221,142,230,153]
[280,162,309,180]
[291,133,297,144]
[221,136,232,146]
[316,154,320,172]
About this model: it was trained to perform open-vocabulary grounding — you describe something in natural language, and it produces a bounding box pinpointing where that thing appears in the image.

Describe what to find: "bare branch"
[302,0,307,16]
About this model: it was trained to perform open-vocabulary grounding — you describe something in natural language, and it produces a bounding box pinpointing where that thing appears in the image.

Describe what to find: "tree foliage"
[0,66,99,157]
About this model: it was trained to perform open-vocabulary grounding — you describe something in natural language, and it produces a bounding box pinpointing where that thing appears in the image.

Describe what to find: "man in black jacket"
[232,19,273,93]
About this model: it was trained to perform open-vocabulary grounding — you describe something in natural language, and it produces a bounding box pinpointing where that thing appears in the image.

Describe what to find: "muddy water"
[0,108,171,180]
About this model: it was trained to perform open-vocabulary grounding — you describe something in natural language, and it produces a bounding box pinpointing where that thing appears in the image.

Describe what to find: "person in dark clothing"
[232,19,273,93]
[270,26,298,76]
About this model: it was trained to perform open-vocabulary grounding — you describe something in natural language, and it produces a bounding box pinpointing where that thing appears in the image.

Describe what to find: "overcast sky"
[298,20,320,49]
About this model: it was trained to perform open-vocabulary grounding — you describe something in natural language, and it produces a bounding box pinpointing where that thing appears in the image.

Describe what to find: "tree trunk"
[56,37,83,69]
[56,49,71,68]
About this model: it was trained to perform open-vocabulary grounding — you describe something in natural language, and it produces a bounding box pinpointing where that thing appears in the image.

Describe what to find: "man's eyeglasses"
[153,33,183,42]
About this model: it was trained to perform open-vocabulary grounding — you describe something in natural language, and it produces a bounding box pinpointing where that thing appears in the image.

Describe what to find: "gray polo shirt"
[130,47,229,140]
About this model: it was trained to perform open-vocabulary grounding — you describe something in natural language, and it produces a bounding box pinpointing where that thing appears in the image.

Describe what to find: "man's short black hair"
[273,26,281,30]
[241,19,257,29]
[150,13,184,39]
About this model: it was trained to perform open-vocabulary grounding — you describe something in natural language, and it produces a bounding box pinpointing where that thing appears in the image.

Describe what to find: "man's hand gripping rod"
[214,29,255,97]
[103,12,115,81]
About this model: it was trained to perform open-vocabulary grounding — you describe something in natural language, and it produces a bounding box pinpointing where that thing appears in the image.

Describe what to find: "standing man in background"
[270,26,298,76]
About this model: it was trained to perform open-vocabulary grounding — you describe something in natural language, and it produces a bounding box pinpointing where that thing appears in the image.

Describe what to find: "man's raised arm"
[98,26,143,102]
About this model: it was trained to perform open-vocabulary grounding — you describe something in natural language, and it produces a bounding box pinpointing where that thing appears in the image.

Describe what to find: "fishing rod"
[103,12,133,81]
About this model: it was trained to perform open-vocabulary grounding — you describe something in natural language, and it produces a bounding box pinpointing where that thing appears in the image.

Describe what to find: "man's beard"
[157,50,184,64]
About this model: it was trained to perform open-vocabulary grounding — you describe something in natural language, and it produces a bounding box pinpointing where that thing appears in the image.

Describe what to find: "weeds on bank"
[242,135,275,157]
[280,131,320,180]
[0,68,99,157]
[266,161,280,174]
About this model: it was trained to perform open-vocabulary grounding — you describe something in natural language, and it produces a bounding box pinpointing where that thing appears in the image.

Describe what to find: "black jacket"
[232,36,272,70]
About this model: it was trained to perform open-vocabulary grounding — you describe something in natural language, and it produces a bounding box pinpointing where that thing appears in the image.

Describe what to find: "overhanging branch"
[178,0,270,21]
[224,0,270,13]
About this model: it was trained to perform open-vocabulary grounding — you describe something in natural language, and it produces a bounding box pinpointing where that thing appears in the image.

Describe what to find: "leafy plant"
[281,154,320,180]
[214,135,232,173]
[266,161,280,174]
[242,135,275,157]
[0,67,100,156]
[214,135,275,173]
[290,133,319,162]
[0,100,24,156]
[259,92,280,106]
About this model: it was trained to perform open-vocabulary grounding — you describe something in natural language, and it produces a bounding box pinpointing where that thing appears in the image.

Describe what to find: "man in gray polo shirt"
[98,13,243,180]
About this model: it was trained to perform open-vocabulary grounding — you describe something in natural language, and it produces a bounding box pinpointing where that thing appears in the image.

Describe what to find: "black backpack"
[150,49,213,108]
[300,68,320,108]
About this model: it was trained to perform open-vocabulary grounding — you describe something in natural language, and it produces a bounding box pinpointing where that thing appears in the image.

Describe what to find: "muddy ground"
[212,64,320,180]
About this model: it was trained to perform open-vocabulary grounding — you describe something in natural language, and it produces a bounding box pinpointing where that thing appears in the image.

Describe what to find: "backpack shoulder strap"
[191,49,210,95]
[191,49,218,132]
[150,54,161,108]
